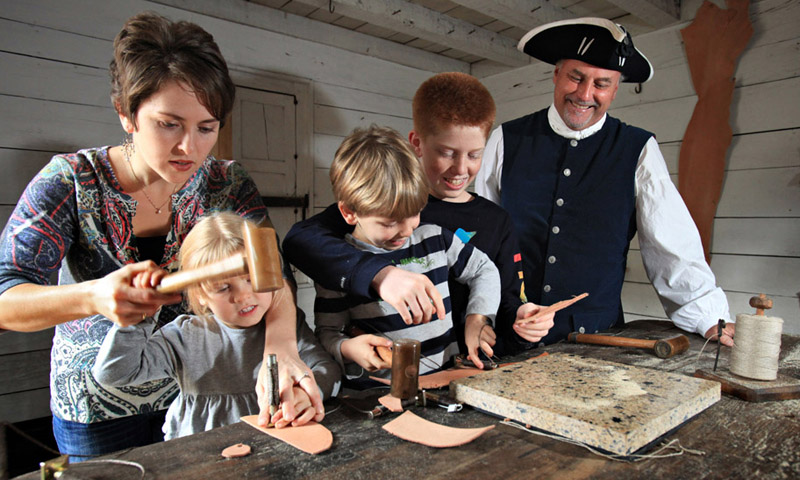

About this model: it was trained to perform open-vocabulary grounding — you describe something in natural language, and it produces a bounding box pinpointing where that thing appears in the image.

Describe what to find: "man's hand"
[372,266,445,325]
[704,322,735,347]
[513,303,555,343]
[465,314,496,369]
[341,334,393,371]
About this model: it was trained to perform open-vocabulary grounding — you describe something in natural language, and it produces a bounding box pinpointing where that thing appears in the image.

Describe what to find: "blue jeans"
[52,411,167,462]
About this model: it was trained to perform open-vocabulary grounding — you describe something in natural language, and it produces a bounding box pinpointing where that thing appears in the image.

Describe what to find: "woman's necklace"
[122,142,177,215]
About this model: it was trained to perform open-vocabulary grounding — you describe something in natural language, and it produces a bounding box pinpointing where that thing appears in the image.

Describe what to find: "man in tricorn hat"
[476,18,733,347]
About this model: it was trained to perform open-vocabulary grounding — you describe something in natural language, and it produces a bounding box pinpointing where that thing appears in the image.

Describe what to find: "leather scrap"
[240,415,333,454]
[221,443,251,458]
[516,293,589,325]
[382,410,494,448]
[378,394,405,412]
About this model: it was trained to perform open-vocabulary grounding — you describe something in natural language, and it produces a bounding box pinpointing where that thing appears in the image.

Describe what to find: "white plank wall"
[483,0,800,335]
[0,0,425,423]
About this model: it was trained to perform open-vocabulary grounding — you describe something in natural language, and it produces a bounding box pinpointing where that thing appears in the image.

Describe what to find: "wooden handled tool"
[567,332,690,358]
[157,223,283,294]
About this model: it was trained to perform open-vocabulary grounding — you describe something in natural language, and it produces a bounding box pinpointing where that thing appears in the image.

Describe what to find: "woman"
[0,12,321,459]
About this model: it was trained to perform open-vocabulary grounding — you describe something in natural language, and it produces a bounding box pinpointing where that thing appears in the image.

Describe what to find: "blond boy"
[312,126,500,385]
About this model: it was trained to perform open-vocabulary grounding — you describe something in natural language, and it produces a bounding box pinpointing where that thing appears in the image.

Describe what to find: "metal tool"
[265,354,279,427]
[419,389,463,412]
[567,332,690,358]
[454,353,497,370]
[714,319,725,371]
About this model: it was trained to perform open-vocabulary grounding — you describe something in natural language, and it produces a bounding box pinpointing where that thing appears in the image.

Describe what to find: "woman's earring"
[122,133,135,162]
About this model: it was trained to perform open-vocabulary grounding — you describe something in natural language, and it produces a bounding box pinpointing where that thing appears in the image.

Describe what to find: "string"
[2,421,146,479]
[730,313,782,380]
[500,419,705,462]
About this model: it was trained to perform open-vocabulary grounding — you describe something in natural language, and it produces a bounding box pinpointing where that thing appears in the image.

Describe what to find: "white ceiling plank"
[605,0,680,28]
[292,0,530,67]
[449,0,573,31]
[151,0,468,73]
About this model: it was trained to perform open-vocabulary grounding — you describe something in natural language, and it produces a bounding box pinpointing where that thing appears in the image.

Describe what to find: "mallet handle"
[567,333,656,349]
[157,253,247,294]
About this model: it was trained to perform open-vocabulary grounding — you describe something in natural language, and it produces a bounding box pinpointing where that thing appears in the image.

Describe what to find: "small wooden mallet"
[567,332,691,359]
[157,223,283,294]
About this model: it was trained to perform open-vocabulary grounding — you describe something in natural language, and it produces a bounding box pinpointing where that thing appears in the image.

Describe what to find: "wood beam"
[291,0,530,67]
[151,0,468,73]
[605,0,681,28]
[449,0,573,31]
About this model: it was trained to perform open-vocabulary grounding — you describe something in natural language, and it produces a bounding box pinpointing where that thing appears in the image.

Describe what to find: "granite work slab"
[451,353,721,455]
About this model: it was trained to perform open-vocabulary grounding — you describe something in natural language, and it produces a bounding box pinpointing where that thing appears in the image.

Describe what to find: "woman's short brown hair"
[412,72,496,139]
[110,12,235,128]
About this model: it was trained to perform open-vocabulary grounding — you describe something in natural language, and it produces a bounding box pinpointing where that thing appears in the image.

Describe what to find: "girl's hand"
[90,261,181,327]
[341,334,393,371]
[271,386,318,428]
[465,314,496,369]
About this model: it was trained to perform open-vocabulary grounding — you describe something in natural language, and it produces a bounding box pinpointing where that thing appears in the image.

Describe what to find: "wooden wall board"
[0,96,118,152]
[0,388,51,424]
[0,150,52,204]
[314,82,413,118]
[314,105,413,137]
[0,351,49,396]
[0,52,109,107]
[0,330,52,356]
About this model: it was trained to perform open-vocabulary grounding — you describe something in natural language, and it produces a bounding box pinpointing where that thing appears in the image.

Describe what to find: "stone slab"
[451,353,721,455]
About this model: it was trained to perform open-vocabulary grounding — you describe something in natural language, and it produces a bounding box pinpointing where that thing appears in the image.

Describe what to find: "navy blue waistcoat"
[501,109,652,344]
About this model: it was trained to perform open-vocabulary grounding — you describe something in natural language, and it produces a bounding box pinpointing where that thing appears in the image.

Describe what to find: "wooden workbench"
[17,321,800,479]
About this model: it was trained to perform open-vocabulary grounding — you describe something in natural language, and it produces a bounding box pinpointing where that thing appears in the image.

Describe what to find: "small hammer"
[567,332,690,358]
[157,222,283,294]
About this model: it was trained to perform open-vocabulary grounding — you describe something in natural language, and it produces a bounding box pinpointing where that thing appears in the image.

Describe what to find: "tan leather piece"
[382,411,494,448]
[678,0,752,263]
[379,394,405,412]
[516,293,589,325]
[221,443,251,458]
[240,415,333,455]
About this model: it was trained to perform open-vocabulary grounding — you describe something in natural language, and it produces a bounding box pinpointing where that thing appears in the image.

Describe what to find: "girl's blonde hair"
[179,212,263,317]
[330,125,429,220]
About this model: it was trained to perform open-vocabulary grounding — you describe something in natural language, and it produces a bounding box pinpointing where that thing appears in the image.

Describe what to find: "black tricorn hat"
[517,17,653,83]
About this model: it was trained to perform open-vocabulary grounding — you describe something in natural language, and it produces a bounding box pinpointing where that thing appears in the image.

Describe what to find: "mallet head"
[653,334,690,358]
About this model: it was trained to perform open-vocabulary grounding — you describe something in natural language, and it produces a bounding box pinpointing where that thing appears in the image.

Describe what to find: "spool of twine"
[730,313,783,380]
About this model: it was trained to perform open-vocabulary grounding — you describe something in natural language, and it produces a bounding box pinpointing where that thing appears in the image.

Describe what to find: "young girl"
[93,212,340,439]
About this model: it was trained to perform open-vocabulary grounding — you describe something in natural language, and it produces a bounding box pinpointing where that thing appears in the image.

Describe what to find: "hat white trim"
[517,17,626,53]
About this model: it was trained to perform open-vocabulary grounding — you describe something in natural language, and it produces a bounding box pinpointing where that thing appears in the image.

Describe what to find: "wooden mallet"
[157,222,283,294]
[567,332,691,359]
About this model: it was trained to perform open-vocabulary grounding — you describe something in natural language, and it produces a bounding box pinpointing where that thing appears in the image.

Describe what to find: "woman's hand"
[271,386,318,428]
[90,261,181,327]
[257,351,324,428]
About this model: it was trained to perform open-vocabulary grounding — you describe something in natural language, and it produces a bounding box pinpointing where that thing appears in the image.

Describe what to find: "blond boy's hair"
[178,212,260,317]
[330,125,429,220]
[412,72,496,139]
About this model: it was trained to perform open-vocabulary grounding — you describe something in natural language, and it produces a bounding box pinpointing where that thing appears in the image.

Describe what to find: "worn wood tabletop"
[18,321,800,479]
